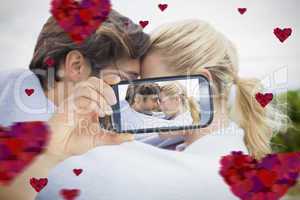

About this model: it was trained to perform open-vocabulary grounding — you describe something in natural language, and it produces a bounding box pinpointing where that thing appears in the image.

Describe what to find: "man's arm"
[0,76,133,200]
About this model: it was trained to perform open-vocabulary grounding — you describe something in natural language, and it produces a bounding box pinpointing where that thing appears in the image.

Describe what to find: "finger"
[74,87,113,116]
[102,74,121,86]
[88,122,102,136]
[85,77,117,105]
[159,130,188,139]
[74,96,106,117]
[90,112,100,123]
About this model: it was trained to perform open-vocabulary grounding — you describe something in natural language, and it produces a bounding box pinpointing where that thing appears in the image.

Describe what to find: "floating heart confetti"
[30,178,48,192]
[139,20,149,28]
[25,89,35,96]
[220,151,300,200]
[273,28,292,43]
[51,0,112,44]
[60,189,81,200]
[73,168,83,176]
[238,8,247,15]
[255,93,273,108]
[158,4,168,12]
[44,57,55,68]
[124,20,129,27]
[0,122,50,185]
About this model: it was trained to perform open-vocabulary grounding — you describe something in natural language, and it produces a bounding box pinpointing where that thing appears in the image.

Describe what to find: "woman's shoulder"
[183,121,248,156]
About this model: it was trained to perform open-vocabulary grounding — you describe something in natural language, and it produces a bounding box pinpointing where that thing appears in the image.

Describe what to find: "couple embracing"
[0,9,286,200]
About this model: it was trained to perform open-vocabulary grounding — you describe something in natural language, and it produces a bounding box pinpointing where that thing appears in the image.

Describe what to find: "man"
[0,10,150,127]
[0,10,150,200]
[129,83,161,116]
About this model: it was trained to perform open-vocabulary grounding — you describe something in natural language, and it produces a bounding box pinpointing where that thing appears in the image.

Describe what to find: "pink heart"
[158,4,168,12]
[45,57,55,68]
[50,0,112,44]
[273,28,292,43]
[60,189,81,200]
[25,89,35,96]
[238,8,247,15]
[255,93,273,108]
[139,20,149,29]
[30,178,48,192]
[0,122,50,185]
[73,168,83,176]
[220,151,300,200]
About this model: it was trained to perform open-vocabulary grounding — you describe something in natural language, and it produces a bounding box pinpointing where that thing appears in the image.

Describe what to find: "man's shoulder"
[0,68,32,85]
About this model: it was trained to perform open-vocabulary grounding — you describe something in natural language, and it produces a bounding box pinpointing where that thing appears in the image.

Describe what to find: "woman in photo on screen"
[159,81,201,125]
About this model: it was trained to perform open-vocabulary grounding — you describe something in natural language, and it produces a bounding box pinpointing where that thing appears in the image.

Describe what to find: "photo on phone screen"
[109,75,214,134]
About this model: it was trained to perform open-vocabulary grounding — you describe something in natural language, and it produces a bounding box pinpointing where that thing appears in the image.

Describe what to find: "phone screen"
[110,75,213,133]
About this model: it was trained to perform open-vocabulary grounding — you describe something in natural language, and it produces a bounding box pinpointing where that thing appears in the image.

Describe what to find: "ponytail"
[188,97,201,125]
[233,78,286,160]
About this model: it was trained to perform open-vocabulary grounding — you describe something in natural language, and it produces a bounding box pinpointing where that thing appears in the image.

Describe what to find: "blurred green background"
[271,90,300,197]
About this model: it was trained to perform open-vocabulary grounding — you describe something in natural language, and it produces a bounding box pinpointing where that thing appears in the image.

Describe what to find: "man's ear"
[134,95,140,104]
[63,50,90,82]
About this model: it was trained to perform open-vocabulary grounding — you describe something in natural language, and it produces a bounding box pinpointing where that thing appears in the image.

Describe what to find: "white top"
[0,69,56,126]
[36,122,247,200]
[119,100,194,131]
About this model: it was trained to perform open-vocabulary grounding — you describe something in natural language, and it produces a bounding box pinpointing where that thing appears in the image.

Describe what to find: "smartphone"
[100,75,214,134]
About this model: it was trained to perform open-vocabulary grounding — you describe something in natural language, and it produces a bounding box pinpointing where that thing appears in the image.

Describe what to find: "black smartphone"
[100,75,214,134]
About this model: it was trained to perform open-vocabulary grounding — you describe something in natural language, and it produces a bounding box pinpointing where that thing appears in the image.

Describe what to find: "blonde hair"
[160,81,201,124]
[148,20,288,160]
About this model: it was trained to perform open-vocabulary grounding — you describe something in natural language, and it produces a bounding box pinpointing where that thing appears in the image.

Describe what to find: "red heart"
[25,89,35,96]
[73,168,83,176]
[158,4,168,12]
[220,151,300,200]
[124,21,129,27]
[0,122,50,185]
[30,178,48,192]
[238,8,247,15]
[273,28,292,43]
[60,189,81,200]
[45,57,55,68]
[139,20,149,29]
[255,93,273,108]
[50,0,112,44]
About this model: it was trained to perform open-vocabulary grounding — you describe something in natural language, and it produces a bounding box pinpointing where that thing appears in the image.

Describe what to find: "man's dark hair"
[125,83,160,105]
[135,83,160,101]
[29,10,150,90]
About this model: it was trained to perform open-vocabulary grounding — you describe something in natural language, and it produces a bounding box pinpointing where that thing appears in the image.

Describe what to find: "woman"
[141,20,287,157]
[159,81,200,125]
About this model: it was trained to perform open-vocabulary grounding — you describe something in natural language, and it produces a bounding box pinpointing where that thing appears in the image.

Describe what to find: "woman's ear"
[62,50,91,82]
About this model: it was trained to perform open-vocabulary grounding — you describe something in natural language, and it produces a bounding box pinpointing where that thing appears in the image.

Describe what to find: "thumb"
[103,74,121,86]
